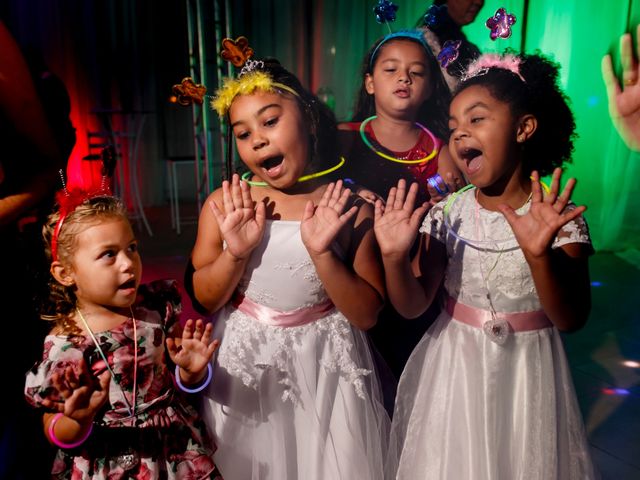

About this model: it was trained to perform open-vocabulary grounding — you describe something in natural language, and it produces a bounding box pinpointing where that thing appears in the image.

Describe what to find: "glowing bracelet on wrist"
[48,413,93,449]
[175,363,213,393]
[427,173,450,195]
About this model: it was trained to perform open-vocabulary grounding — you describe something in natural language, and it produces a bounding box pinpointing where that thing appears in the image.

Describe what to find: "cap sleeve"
[420,200,447,242]
[552,205,593,252]
[24,335,85,408]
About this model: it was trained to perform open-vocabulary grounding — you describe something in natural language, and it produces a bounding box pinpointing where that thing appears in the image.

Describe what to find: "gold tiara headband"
[210,38,299,117]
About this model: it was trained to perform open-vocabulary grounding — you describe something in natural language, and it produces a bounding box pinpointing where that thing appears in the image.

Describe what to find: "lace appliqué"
[216,308,371,404]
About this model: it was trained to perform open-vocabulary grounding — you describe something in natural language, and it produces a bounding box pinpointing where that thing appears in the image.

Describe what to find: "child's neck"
[249,180,327,221]
[74,302,133,333]
[476,175,532,212]
[369,114,421,152]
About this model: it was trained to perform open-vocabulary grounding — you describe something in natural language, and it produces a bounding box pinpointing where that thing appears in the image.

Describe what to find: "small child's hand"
[374,179,430,259]
[41,360,111,425]
[498,168,586,259]
[301,180,359,257]
[166,319,219,384]
[209,173,266,260]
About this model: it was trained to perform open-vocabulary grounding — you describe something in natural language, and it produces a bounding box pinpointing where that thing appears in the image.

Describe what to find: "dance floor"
[139,203,640,479]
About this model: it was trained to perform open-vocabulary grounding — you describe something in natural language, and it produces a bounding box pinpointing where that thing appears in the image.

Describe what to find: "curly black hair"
[351,33,451,139]
[453,52,577,176]
[230,58,339,172]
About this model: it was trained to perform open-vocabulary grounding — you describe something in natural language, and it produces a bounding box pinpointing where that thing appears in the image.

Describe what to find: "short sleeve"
[552,206,593,252]
[24,336,85,409]
[420,200,447,243]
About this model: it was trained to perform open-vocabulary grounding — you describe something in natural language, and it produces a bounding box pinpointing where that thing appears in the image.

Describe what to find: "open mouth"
[394,88,409,98]
[119,279,137,291]
[260,155,284,172]
[458,147,483,173]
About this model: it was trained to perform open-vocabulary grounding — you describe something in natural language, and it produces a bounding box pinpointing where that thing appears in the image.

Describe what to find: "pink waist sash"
[446,296,552,332]
[232,293,335,328]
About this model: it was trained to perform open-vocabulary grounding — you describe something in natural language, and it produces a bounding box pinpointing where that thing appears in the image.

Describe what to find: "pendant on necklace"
[115,448,140,471]
[482,318,510,345]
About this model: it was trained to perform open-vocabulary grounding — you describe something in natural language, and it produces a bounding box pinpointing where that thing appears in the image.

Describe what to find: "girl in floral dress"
[25,193,222,479]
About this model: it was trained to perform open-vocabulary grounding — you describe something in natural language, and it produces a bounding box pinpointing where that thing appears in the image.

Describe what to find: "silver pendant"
[483,318,509,345]
[115,449,140,471]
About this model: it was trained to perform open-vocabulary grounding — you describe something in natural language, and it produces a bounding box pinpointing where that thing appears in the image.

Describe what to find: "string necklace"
[241,156,345,187]
[76,307,138,421]
[359,115,439,164]
[470,189,532,344]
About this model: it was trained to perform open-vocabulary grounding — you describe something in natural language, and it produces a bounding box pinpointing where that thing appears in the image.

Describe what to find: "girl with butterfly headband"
[376,52,598,479]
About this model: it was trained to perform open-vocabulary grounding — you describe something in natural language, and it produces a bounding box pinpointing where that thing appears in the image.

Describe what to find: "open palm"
[301,181,358,256]
[209,174,266,259]
[166,318,219,374]
[601,24,640,151]
[374,180,430,258]
[498,169,586,258]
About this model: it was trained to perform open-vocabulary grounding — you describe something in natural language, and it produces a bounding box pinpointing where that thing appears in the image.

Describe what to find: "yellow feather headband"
[211,69,300,117]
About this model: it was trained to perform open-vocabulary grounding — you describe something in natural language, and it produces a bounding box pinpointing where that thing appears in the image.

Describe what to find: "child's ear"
[516,114,537,143]
[50,261,74,287]
[364,73,375,95]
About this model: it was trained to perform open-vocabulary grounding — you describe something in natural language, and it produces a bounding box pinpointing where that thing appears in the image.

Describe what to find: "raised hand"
[40,360,111,424]
[209,173,266,259]
[374,180,430,258]
[601,24,640,151]
[166,319,219,377]
[498,169,586,259]
[301,180,359,257]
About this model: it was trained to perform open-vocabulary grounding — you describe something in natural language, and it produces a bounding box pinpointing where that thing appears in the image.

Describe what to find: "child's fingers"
[302,200,316,222]
[621,31,639,87]
[393,180,407,210]
[240,178,254,208]
[530,171,543,203]
[208,200,225,227]
[182,319,195,339]
[546,168,562,204]
[403,182,419,212]
[332,188,352,213]
[601,54,622,97]
[411,202,431,226]
[319,182,335,207]
[206,339,220,358]
[165,337,178,357]
[385,186,398,209]
[497,204,519,227]
[221,180,234,214]
[338,205,359,225]
[555,177,577,212]
[200,321,214,345]
[373,199,384,219]
[559,205,587,227]
[230,174,244,210]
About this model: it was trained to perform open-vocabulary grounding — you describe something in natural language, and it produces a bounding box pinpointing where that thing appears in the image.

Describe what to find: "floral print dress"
[25,280,222,480]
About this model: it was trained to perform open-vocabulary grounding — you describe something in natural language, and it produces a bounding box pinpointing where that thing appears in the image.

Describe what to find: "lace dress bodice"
[422,188,592,313]
[237,220,330,310]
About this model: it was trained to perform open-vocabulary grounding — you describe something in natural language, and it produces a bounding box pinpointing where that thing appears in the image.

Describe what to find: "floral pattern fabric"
[25,280,222,480]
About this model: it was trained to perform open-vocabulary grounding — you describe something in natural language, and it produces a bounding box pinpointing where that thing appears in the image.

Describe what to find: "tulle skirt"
[202,305,391,480]
[388,311,599,480]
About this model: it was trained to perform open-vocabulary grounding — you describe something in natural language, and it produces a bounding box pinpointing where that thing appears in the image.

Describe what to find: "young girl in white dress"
[375,52,599,479]
[188,58,390,479]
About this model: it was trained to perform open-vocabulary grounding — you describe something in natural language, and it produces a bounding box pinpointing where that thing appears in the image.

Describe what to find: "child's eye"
[128,243,138,253]
[100,250,116,259]
[410,71,425,77]
[264,117,279,127]
[384,68,396,73]
[471,117,484,124]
